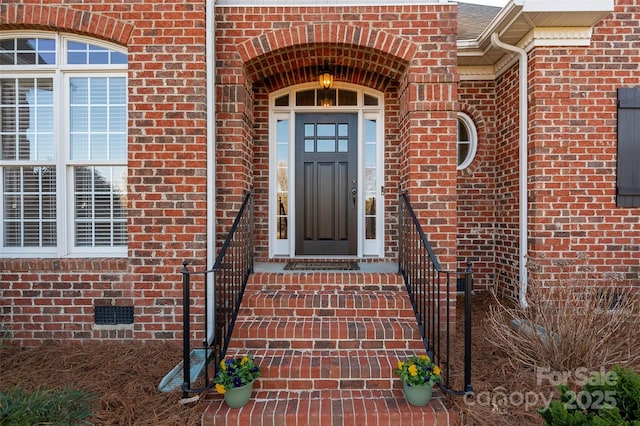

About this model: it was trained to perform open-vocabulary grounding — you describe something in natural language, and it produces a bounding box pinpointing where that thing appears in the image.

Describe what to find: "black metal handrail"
[180,189,254,399]
[398,189,473,395]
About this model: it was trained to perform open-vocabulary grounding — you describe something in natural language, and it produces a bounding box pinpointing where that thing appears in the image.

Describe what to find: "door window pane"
[365,202,376,239]
[296,89,315,106]
[338,89,357,106]
[317,124,335,137]
[317,140,335,152]
[305,139,314,152]
[275,94,289,107]
[364,93,379,106]
[318,89,336,107]
[304,123,315,137]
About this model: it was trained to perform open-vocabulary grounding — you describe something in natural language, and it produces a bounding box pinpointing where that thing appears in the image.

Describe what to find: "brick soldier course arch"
[239,23,414,87]
[238,24,415,64]
[0,4,133,45]
[243,44,406,93]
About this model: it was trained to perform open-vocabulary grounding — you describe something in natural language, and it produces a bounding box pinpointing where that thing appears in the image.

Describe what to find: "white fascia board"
[492,50,520,79]
[521,0,614,13]
[458,65,496,81]
[520,27,594,49]
[216,0,449,5]
[489,27,593,78]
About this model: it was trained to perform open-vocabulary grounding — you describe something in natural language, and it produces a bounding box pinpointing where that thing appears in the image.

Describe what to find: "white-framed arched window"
[0,32,128,258]
[457,112,477,170]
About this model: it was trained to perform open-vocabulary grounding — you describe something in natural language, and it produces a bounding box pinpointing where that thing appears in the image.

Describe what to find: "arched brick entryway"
[215,10,458,267]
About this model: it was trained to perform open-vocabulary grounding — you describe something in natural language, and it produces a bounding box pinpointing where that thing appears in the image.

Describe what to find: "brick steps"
[222,349,427,390]
[248,271,404,289]
[239,290,415,318]
[202,270,457,425]
[231,317,424,350]
[203,389,454,425]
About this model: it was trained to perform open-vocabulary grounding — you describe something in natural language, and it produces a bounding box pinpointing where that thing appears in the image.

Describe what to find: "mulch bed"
[0,341,206,425]
[447,291,562,426]
[0,293,528,425]
[4,291,619,425]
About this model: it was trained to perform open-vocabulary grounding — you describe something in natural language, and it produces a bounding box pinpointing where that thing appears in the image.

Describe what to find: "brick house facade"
[0,0,638,346]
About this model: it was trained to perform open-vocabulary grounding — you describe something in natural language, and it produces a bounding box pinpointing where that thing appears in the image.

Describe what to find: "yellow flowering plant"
[394,354,442,387]
[213,354,261,394]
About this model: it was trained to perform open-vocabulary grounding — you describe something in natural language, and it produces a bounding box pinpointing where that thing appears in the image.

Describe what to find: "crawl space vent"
[94,306,134,325]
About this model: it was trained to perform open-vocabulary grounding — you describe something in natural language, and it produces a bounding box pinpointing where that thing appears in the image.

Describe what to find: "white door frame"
[268,83,385,258]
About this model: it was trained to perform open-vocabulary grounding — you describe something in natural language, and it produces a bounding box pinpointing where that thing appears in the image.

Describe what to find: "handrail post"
[181,261,191,399]
[464,260,473,394]
[202,266,210,388]
[397,186,405,275]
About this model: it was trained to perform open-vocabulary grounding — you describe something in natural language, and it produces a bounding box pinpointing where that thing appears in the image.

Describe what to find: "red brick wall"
[460,0,640,296]
[0,1,209,344]
[459,69,521,296]
[460,66,524,297]
[526,0,640,289]
[492,65,523,297]
[5,0,637,344]
[457,80,497,291]
[1,1,459,344]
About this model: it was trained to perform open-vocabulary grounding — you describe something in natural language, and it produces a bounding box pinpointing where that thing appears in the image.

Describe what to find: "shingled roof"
[457,2,501,40]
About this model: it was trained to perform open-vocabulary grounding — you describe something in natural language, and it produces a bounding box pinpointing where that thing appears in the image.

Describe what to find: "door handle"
[351,187,357,209]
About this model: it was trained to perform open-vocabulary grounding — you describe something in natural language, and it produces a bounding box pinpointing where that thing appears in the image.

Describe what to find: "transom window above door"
[275,89,379,108]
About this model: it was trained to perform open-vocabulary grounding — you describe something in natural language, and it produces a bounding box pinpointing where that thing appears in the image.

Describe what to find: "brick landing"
[201,270,457,425]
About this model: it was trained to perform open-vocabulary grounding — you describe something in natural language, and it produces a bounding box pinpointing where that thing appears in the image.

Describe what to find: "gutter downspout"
[206,0,216,341]
[490,33,529,308]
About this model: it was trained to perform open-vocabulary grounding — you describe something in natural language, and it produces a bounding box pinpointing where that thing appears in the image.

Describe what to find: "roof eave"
[457,0,614,79]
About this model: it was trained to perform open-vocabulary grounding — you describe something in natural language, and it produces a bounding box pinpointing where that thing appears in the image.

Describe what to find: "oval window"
[457,112,477,170]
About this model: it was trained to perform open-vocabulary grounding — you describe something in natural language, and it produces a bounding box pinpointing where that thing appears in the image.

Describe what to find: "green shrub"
[538,365,640,425]
[0,386,94,425]
[0,321,11,348]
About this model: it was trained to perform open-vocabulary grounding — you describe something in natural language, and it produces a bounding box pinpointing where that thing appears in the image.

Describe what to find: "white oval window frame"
[457,112,478,170]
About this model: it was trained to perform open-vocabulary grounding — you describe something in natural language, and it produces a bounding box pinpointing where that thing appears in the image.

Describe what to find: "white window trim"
[0,32,128,258]
[457,112,478,170]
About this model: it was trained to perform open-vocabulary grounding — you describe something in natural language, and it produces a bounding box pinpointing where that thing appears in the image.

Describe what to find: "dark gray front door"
[295,113,357,255]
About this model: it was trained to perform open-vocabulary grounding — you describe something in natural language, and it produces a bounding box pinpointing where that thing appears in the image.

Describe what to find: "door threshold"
[254,261,397,273]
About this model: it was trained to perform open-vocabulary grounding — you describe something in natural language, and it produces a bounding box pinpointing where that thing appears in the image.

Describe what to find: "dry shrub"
[485,268,640,374]
[450,258,640,426]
